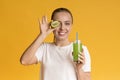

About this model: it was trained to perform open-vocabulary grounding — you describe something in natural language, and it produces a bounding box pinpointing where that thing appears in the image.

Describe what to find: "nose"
[59,23,65,30]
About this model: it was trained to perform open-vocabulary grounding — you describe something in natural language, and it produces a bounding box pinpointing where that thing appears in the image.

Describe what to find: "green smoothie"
[73,40,82,61]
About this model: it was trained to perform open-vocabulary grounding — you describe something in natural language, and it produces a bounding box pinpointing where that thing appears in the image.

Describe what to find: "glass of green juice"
[73,40,82,62]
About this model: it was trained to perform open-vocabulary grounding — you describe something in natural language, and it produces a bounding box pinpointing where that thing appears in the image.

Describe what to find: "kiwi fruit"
[51,20,60,28]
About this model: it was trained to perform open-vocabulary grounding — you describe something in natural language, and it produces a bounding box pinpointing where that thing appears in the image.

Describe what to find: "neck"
[54,39,70,47]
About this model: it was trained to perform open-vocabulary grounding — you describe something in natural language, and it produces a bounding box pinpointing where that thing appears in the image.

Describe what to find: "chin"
[56,36,68,41]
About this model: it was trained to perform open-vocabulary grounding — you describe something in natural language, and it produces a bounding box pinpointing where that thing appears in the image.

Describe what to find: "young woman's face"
[53,12,73,41]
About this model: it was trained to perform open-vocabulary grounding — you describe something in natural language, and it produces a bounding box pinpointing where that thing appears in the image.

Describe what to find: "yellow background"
[0,0,120,80]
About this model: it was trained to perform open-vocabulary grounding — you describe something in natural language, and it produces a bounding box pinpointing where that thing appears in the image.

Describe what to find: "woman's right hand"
[38,16,54,36]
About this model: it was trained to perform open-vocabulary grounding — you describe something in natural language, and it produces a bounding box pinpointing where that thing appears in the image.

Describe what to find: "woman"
[20,8,91,80]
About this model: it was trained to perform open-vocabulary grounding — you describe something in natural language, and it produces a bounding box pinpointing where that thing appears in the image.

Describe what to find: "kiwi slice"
[51,21,60,28]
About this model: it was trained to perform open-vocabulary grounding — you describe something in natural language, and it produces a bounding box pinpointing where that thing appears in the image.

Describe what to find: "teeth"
[59,32,65,35]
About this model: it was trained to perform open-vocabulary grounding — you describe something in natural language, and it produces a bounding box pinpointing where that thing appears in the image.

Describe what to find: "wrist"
[76,67,83,73]
[39,33,47,39]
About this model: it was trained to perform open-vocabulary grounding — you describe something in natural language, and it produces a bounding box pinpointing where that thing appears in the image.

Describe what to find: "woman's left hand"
[75,51,85,70]
[73,50,91,80]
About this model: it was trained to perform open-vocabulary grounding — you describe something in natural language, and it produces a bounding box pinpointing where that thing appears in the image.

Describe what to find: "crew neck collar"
[52,42,73,49]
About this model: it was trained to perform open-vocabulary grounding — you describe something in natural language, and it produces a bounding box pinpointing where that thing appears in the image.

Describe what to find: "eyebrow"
[53,19,72,23]
[64,21,71,23]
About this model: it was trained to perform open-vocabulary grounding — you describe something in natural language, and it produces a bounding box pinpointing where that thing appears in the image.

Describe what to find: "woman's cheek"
[67,26,72,32]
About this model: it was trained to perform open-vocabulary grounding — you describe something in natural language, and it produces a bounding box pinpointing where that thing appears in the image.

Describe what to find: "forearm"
[76,68,91,80]
[20,34,46,65]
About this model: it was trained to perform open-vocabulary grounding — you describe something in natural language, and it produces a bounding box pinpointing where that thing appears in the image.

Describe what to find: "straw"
[76,32,78,43]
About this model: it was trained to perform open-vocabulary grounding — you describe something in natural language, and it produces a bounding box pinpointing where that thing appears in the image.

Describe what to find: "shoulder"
[82,45,90,53]
[82,45,88,50]
[41,42,54,47]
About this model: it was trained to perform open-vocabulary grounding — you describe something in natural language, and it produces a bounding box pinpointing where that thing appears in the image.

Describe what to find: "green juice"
[73,40,82,62]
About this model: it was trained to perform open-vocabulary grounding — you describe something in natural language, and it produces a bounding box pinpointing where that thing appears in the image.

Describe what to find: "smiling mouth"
[58,32,67,36]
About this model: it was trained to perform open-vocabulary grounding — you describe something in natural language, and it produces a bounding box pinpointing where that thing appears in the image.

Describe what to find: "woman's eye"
[65,23,70,25]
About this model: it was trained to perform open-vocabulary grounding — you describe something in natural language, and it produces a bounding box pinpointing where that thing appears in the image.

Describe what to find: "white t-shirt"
[35,42,91,80]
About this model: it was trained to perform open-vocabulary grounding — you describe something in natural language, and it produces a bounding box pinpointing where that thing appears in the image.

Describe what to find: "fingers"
[39,16,52,28]
[38,18,41,28]
[38,16,48,28]
[72,52,85,64]
[78,52,85,64]
[41,16,47,24]
[38,16,57,35]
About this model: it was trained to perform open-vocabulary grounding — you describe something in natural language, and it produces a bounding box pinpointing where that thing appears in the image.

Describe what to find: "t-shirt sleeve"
[35,43,46,62]
[82,46,91,72]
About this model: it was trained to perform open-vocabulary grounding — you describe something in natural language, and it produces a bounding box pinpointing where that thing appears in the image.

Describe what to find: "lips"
[58,32,66,36]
